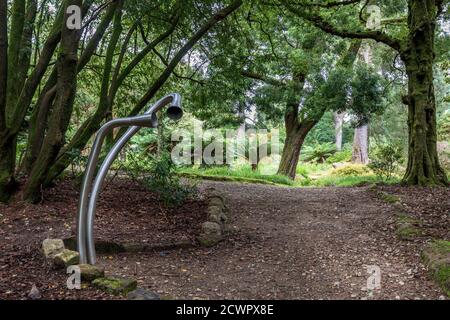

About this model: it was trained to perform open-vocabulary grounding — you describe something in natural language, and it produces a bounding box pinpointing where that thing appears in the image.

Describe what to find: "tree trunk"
[43,11,178,185]
[6,0,26,114]
[0,134,16,203]
[352,36,372,165]
[44,0,242,184]
[22,0,83,202]
[334,111,345,151]
[23,1,117,173]
[352,123,369,164]
[278,118,316,179]
[401,0,448,186]
[0,0,13,202]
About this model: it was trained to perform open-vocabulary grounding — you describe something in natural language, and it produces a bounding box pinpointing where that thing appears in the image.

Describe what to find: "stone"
[127,288,160,300]
[202,221,222,235]
[197,222,223,247]
[76,264,105,282]
[209,196,226,209]
[28,284,41,300]
[207,206,228,225]
[42,239,65,258]
[53,249,80,268]
[92,277,138,296]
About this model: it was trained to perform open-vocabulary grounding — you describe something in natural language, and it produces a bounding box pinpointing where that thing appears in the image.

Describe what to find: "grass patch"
[177,162,400,188]
[396,214,421,225]
[395,213,424,240]
[422,240,450,297]
[377,191,400,203]
[396,224,424,240]
[297,175,383,187]
[430,240,450,254]
[178,166,294,186]
[435,265,450,297]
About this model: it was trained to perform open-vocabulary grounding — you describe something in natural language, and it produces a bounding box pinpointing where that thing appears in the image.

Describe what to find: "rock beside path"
[42,239,65,258]
[53,249,80,268]
[76,264,105,282]
[197,222,223,247]
[92,277,137,296]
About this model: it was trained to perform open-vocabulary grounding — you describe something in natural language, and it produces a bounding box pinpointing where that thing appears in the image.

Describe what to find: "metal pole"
[76,93,182,264]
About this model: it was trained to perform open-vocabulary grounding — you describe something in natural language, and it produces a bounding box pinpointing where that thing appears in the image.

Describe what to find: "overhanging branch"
[283,0,403,52]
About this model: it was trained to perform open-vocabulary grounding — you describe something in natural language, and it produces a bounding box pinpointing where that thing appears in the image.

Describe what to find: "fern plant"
[301,142,337,163]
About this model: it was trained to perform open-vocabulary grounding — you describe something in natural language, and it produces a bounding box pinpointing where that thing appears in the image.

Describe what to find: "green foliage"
[179,165,294,186]
[125,152,196,207]
[301,142,337,163]
[347,64,387,126]
[438,112,450,141]
[326,147,352,164]
[304,112,352,147]
[369,142,404,181]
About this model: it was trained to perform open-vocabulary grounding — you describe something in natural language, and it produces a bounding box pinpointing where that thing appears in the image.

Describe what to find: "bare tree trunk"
[352,124,369,164]
[334,111,345,151]
[352,32,373,165]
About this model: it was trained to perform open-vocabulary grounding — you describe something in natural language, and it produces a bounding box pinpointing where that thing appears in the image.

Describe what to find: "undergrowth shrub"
[301,142,337,163]
[326,148,352,164]
[125,152,197,207]
[368,142,404,181]
[332,164,372,176]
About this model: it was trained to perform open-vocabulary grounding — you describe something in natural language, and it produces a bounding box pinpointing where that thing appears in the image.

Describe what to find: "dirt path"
[98,181,447,300]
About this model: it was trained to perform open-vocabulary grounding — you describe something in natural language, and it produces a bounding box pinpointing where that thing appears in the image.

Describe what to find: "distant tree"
[283,0,449,185]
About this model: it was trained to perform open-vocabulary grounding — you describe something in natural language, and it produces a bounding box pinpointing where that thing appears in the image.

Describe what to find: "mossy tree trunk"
[45,0,242,184]
[0,0,30,202]
[401,0,448,186]
[43,9,180,184]
[22,0,83,202]
[277,110,318,179]
[23,0,117,174]
[0,0,9,202]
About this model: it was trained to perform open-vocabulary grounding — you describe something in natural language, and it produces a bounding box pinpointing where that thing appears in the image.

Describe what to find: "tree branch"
[241,70,285,87]
[282,0,403,52]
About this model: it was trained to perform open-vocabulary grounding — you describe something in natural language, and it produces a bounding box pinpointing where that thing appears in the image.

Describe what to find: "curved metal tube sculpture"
[77,93,182,264]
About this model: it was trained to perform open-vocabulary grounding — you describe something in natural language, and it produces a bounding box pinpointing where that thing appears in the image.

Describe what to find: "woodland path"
[99,181,446,300]
[1,180,447,299]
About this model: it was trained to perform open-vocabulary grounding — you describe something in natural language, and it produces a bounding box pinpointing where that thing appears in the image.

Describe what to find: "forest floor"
[0,179,449,300]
